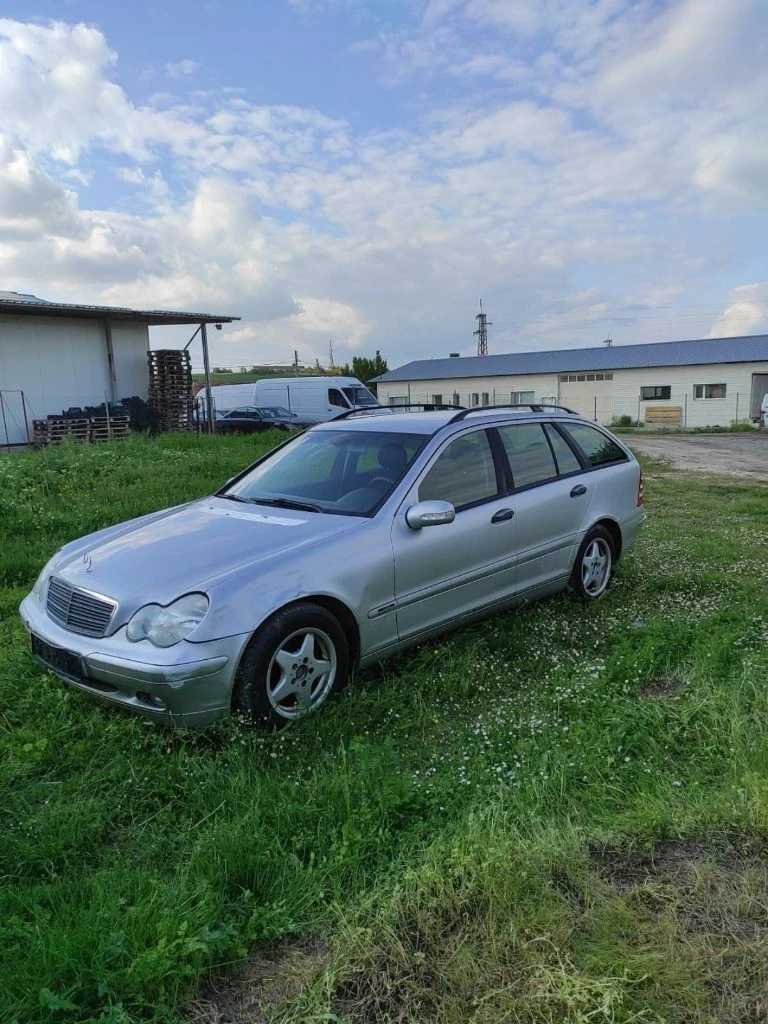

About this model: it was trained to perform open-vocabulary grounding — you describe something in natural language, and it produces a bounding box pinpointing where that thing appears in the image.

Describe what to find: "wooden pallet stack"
[89,414,131,442]
[33,412,132,447]
[33,417,90,446]
[147,349,194,432]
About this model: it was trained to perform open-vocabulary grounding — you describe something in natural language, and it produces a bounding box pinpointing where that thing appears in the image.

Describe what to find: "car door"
[495,420,593,593]
[391,428,518,640]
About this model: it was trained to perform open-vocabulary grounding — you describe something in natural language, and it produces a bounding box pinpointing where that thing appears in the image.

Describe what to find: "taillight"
[637,470,644,506]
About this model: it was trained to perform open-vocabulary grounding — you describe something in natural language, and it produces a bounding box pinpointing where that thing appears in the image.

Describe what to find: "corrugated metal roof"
[376,334,768,382]
[0,291,240,326]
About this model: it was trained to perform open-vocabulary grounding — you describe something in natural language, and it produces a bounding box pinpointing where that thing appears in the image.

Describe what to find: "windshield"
[343,386,378,408]
[223,429,426,515]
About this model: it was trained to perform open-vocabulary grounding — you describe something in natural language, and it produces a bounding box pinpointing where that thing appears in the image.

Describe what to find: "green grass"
[1,436,768,1023]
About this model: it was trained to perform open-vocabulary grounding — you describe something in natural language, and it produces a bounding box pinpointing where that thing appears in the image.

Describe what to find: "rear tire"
[232,602,349,729]
[568,525,615,602]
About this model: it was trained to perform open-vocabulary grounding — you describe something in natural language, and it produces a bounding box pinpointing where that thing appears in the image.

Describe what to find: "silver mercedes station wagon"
[20,406,645,729]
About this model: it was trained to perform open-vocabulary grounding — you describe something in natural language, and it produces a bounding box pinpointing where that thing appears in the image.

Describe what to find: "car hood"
[54,497,362,615]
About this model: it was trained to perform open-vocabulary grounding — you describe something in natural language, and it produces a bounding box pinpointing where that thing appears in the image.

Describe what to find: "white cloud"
[164,59,200,78]
[0,7,767,369]
[707,285,768,339]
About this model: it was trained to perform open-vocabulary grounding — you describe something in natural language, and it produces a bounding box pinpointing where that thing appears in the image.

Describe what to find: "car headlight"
[126,594,209,648]
[32,551,61,602]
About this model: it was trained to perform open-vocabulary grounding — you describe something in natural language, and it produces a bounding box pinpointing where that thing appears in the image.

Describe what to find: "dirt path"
[626,433,768,480]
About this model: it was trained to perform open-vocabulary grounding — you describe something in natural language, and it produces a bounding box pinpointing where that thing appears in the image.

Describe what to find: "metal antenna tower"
[474,299,491,356]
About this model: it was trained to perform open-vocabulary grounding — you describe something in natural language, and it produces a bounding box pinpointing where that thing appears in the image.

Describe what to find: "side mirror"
[405,500,456,530]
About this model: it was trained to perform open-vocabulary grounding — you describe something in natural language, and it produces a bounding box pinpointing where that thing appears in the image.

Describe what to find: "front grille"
[46,577,116,638]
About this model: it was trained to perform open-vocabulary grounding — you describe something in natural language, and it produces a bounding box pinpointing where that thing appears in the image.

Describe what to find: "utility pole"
[474,299,492,356]
[294,349,300,376]
[328,338,334,369]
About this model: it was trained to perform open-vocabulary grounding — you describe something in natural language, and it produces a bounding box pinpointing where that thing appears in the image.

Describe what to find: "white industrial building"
[375,335,768,428]
[0,292,238,446]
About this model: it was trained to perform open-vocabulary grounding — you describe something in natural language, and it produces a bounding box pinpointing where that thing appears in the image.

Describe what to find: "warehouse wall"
[110,321,150,400]
[378,360,768,429]
[610,363,768,427]
[377,373,559,409]
[0,315,149,444]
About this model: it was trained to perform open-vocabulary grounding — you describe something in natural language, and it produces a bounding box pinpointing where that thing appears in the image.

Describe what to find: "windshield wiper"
[248,496,322,513]
[218,493,252,503]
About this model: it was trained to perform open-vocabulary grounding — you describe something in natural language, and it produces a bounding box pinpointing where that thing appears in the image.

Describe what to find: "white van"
[202,376,379,425]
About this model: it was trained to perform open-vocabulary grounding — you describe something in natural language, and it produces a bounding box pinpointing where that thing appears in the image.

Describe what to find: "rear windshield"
[224,430,425,515]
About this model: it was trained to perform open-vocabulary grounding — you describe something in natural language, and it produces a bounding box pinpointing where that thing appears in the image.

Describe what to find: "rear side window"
[497,424,557,489]
[561,423,628,467]
[544,424,581,474]
[419,429,499,509]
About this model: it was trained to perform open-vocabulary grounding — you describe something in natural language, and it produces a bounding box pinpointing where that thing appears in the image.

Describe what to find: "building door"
[558,375,614,423]
[751,374,768,420]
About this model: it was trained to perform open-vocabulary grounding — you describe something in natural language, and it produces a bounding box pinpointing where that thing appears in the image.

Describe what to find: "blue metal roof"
[376,334,768,383]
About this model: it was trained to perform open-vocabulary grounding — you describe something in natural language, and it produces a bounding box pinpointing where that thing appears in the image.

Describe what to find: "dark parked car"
[215,406,303,434]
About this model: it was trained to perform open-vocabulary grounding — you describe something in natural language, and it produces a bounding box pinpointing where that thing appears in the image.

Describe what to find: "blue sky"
[1,0,767,370]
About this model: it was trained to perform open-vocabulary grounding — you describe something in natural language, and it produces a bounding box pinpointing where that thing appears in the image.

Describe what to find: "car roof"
[312,408,587,436]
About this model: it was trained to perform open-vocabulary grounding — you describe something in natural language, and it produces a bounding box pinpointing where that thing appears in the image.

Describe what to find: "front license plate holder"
[31,634,87,682]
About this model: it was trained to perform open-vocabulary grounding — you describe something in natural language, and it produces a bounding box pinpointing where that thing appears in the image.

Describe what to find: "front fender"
[190,519,396,651]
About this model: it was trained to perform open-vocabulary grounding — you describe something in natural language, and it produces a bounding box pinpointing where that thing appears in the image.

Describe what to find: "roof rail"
[448,403,578,423]
[332,402,464,422]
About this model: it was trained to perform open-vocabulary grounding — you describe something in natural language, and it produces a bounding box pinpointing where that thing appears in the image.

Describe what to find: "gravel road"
[626,433,768,480]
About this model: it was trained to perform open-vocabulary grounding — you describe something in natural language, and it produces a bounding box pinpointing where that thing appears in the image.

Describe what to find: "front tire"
[569,525,614,601]
[232,602,349,729]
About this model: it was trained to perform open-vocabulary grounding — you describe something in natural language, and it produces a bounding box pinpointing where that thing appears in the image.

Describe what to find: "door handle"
[570,484,588,497]
[491,507,515,523]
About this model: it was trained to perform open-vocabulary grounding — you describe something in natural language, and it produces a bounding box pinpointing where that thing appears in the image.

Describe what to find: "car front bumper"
[19,594,250,728]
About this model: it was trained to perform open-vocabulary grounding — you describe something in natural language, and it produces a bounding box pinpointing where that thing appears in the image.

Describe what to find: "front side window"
[419,430,499,509]
[561,423,627,467]
[694,383,726,399]
[640,385,671,400]
[343,386,377,407]
[329,388,349,408]
[498,424,557,489]
[225,429,426,515]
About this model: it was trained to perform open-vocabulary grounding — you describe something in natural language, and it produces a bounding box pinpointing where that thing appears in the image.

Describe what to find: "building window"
[471,393,480,406]
[481,392,490,406]
[640,386,671,401]
[587,374,595,381]
[511,390,535,404]
[431,394,443,406]
[452,392,461,406]
[604,373,613,381]
[694,383,726,399]
[388,396,409,406]
[595,373,604,381]
[576,374,586,381]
